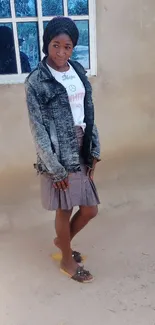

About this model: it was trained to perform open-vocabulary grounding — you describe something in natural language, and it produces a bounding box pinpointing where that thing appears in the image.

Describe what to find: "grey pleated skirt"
[40,126,100,211]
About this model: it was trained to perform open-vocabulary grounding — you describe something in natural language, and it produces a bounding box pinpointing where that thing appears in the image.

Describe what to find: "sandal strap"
[72,251,82,263]
[72,266,91,282]
[72,251,81,257]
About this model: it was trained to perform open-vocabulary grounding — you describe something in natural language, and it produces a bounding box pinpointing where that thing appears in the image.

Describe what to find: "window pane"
[42,0,63,16]
[68,0,88,15]
[43,21,48,29]
[0,0,11,18]
[17,22,40,73]
[15,0,37,17]
[0,22,12,28]
[72,20,90,69]
[0,23,17,75]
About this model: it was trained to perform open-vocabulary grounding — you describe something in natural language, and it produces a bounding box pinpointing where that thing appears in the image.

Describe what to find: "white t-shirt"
[47,63,86,130]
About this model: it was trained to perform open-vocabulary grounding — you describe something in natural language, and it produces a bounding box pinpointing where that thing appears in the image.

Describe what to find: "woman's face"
[48,33,74,68]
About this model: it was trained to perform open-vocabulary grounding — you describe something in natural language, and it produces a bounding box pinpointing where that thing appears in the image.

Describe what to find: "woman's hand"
[87,158,98,181]
[87,167,95,181]
[53,177,69,191]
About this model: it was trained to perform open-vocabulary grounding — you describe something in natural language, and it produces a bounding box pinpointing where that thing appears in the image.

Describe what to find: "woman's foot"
[60,257,94,283]
[61,256,79,276]
[54,237,83,263]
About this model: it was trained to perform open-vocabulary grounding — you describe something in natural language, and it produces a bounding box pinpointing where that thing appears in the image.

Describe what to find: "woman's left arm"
[87,124,101,180]
[91,124,101,162]
[74,61,101,166]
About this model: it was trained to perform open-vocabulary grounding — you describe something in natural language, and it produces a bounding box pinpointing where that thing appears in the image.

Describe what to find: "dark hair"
[43,16,79,55]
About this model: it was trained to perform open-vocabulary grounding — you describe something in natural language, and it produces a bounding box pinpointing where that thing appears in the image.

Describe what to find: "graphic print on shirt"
[47,63,86,129]
[69,84,76,92]
[62,73,75,81]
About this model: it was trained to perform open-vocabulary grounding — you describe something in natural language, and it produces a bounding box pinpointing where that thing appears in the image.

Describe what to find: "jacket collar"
[38,56,87,82]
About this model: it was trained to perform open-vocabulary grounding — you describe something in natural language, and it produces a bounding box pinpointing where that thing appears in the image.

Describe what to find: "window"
[0,0,97,84]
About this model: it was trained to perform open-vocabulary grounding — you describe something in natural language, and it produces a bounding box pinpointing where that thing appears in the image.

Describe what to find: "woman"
[25,17,100,283]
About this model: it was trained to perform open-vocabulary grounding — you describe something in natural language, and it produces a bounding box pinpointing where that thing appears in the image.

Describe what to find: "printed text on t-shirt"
[68,92,85,103]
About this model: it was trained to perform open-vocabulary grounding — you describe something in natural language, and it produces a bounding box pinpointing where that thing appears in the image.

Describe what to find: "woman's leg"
[55,206,98,247]
[55,208,79,274]
[70,206,98,241]
[55,208,94,282]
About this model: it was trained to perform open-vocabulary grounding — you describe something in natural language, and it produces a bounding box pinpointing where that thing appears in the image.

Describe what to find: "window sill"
[0,69,97,85]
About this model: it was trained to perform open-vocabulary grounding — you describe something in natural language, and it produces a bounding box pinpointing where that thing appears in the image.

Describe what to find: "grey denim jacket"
[25,58,100,182]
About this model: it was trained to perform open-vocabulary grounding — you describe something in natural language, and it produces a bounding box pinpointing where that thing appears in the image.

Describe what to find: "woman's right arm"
[25,82,68,183]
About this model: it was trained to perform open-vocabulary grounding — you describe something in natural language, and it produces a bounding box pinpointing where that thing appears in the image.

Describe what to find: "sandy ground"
[0,148,155,325]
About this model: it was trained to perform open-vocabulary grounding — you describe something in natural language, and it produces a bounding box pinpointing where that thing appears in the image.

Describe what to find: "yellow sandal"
[52,251,86,263]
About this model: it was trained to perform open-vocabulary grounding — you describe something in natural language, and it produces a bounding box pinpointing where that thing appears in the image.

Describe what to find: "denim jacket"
[25,58,100,182]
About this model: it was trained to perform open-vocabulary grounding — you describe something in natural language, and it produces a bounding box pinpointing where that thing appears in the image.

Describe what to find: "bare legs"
[70,206,98,241]
[55,208,78,275]
[54,206,98,274]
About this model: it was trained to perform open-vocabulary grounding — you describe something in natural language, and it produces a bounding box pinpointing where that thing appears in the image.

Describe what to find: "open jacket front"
[25,58,100,182]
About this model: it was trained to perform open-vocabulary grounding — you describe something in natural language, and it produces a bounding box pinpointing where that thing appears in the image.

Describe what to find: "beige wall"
[1,0,155,172]
[94,0,155,156]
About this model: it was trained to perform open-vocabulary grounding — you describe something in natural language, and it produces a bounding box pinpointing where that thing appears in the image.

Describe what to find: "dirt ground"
[0,148,155,325]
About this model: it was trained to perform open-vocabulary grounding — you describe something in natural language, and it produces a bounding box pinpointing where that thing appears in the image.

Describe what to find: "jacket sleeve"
[91,124,101,161]
[25,82,68,182]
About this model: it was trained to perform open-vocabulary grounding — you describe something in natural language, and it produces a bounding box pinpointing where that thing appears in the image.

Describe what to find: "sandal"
[72,251,85,263]
[52,251,86,263]
[60,266,94,283]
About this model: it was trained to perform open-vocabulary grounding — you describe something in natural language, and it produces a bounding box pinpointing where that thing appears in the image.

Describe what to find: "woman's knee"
[80,206,98,221]
[56,208,72,219]
[90,206,98,219]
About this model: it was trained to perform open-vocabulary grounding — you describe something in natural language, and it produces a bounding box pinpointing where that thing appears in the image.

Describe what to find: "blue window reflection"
[15,0,37,17]
[42,0,63,16]
[17,22,40,72]
[43,21,48,29]
[0,0,11,18]
[0,24,17,74]
[72,20,90,69]
[68,0,88,15]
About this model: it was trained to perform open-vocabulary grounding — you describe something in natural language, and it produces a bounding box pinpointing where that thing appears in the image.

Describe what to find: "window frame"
[0,0,97,84]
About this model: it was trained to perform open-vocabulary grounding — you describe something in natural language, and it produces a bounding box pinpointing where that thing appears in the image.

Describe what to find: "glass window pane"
[15,0,37,17]
[72,20,90,69]
[17,22,40,73]
[0,23,17,75]
[0,0,11,18]
[0,22,12,28]
[68,0,88,15]
[42,0,63,16]
[43,21,48,30]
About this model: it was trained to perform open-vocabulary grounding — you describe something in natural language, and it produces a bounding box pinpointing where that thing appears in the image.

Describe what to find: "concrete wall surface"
[1,0,155,173]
